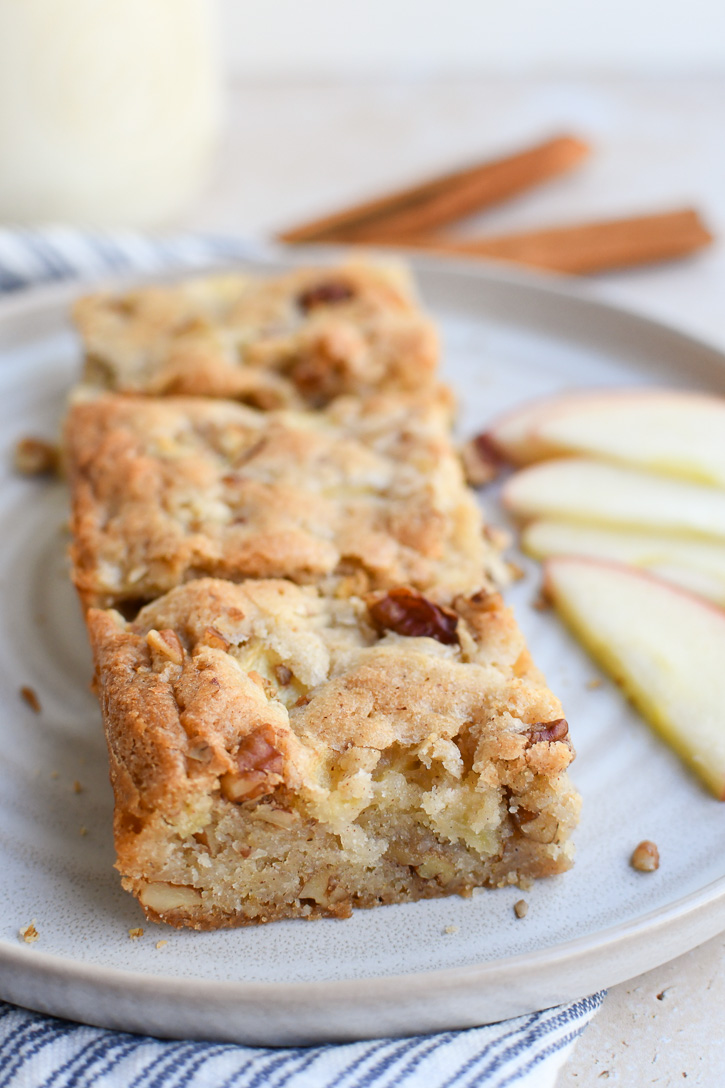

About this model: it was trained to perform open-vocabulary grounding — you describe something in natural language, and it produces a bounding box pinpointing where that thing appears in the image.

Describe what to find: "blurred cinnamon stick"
[278,134,590,244]
[391,209,713,274]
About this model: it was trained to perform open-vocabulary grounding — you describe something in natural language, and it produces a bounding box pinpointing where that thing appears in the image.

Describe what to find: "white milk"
[0,0,221,227]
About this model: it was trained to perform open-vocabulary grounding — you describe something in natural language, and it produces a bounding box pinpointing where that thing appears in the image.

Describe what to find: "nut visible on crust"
[514,809,560,844]
[368,588,459,645]
[203,626,230,652]
[220,725,284,802]
[460,433,504,488]
[274,664,292,686]
[527,718,569,746]
[139,882,203,913]
[297,280,355,311]
[14,436,59,477]
[631,840,660,872]
[416,857,456,883]
[146,628,184,666]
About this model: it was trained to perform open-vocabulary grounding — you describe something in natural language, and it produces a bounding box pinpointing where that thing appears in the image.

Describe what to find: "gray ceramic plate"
[2,250,725,1045]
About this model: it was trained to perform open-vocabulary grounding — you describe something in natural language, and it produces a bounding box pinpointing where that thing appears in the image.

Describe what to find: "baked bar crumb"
[19,686,41,713]
[73,261,439,410]
[88,577,580,929]
[631,840,659,872]
[19,921,39,943]
[66,391,507,610]
[14,436,59,477]
[513,898,529,918]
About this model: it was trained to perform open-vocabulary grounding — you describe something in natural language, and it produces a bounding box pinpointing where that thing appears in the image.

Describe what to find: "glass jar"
[0,0,222,227]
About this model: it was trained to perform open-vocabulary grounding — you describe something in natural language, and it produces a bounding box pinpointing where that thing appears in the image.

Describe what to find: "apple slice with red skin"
[544,556,725,798]
[484,388,725,486]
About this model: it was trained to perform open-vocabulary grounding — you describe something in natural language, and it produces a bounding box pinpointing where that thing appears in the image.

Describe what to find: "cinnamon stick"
[278,135,590,245]
[384,209,713,275]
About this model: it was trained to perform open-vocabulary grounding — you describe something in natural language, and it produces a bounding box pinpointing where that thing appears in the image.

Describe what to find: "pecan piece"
[527,718,569,745]
[203,626,230,652]
[146,628,184,666]
[368,588,459,645]
[14,436,59,477]
[297,280,355,311]
[221,725,284,802]
[631,840,660,872]
[274,664,292,685]
[460,433,504,488]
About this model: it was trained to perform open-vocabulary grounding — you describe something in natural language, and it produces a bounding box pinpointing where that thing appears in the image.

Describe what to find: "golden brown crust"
[73,261,439,410]
[88,578,580,928]
[71,260,579,930]
[65,391,504,609]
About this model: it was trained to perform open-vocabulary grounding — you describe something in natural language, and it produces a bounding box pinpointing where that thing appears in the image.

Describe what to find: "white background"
[219,0,725,77]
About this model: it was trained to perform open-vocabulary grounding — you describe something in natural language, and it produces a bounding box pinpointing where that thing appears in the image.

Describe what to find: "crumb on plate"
[19,920,39,943]
[531,593,550,612]
[631,841,660,872]
[13,436,59,477]
[20,686,41,713]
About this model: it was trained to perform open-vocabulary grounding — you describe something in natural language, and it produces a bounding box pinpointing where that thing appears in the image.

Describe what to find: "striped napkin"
[0,227,604,1088]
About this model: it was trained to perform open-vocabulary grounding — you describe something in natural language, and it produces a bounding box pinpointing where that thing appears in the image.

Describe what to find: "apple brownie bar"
[72,261,439,410]
[66,390,508,611]
[88,577,579,928]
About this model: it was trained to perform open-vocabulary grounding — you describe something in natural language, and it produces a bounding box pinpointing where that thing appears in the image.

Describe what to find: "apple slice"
[485,388,725,486]
[522,520,725,603]
[544,556,725,798]
[482,393,573,464]
[503,458,725,540]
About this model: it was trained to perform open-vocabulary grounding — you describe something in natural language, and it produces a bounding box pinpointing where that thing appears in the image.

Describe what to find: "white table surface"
[180,74,725,1084]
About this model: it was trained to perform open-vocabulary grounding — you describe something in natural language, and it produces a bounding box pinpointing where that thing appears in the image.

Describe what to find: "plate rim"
[4,866,725,998]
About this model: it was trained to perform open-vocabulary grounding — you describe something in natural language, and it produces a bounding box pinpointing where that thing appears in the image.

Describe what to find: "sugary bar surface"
[66,391,507,610]
[88,578,580,928]
[72,261,439,410]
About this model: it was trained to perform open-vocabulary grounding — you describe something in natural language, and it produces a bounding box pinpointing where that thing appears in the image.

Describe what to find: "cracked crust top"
[88,577,579,885]
[73,261,439,410]
[66,390,506,609]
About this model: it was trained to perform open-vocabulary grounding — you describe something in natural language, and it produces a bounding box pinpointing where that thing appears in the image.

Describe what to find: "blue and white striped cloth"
[0,996,604,1088]
[0,227,605,1088]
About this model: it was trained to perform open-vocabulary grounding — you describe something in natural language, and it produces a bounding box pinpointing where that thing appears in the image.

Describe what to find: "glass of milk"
[0,0,222,227]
